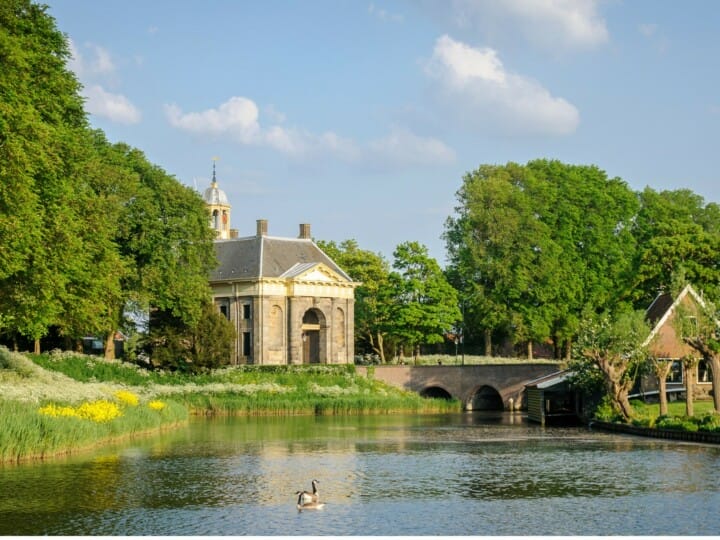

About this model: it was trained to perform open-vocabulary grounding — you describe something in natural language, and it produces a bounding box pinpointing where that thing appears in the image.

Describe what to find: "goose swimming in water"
[295,479,319,505]
[296,479,324,511]
[296,490,325,511]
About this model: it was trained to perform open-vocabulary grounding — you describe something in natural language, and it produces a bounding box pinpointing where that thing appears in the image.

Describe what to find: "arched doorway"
[301,309,325,364]
[469,385,504,410]
[420,386,453,400]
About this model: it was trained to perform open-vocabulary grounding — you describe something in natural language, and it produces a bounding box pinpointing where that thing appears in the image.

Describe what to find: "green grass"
[628,399,720,433]
[0,398,187,463]
[0,348,459,462]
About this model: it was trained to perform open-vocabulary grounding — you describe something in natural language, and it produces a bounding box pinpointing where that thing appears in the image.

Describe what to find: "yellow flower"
[39,404,79,418]
[114,390,139,407]
[76,400,122,422]
[148,400,166,411]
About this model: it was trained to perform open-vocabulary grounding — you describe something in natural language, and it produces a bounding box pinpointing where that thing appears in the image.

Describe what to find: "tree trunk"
[527,340,533,360]
[104,332,116,360]
[710,355,720,413]
[598,355,634,421]
[484,328,492,357]
[607,379,635,421]
[658,375,669,416]
[376,332,385,363]
[683,359,696,417]
[33,339,40,355]
[564,339,572,362]
[652,359,672,417]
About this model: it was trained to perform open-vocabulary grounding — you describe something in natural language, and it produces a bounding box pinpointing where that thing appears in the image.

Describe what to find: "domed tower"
[203,160,234,239]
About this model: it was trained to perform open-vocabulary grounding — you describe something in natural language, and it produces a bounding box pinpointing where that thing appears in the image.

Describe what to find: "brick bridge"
[356,363,561,411]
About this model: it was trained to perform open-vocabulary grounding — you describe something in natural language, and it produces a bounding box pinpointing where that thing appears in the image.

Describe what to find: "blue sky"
[46,0,720,264]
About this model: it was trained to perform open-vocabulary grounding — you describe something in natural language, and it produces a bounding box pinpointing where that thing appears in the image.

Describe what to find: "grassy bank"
[592,396,720,435]
[629,400,720,433]
[0,348,458,462]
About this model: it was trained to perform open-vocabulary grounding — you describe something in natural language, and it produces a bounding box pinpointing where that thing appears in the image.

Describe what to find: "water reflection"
[1,412,720,535]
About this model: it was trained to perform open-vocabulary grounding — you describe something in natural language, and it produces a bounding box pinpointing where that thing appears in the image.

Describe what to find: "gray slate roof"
[210,235,352,282]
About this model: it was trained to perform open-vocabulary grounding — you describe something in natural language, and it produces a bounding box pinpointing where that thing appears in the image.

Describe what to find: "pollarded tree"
[572,310,650,421]
[386,242,461,360]
[672,284,720,413]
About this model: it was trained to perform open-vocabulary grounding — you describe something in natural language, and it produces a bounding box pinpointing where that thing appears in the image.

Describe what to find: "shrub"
[697,412,720,432]
[655,415,700,432]
[594,396,624,422]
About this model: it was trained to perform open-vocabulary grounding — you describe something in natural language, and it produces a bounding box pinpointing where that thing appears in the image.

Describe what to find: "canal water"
[1,412,719,536]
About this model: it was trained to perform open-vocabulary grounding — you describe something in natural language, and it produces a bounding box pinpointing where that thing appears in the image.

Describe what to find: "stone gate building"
[203,176,357,365]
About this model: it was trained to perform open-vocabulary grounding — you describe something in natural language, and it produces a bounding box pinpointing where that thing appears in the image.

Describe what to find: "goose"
[295,479,319,505]
[296,490,325,511]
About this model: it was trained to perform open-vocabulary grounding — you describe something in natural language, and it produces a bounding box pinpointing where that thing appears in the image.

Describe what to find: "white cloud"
[426,36,506,85]
[424,35,579,135]
[440,0,608,51]
[165,96,453,168]
[165,97,261,142]
[67,39,115,77]
[367,128,455,166]
[83,85,141,124]
[67,38,141,125]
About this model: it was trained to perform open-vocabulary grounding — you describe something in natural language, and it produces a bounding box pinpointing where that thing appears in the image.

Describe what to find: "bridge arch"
[419,385,453,400]
[467,385,504,411]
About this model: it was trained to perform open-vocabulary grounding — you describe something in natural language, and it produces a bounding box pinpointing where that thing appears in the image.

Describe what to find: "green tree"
[386,241,460,360]
[631,188,720,308]
[317,239,395,361]
[0,0,93,352]
[572,310,650,421]
[445,160,638,359]
[116,146,217,341]
[0,1,221,359]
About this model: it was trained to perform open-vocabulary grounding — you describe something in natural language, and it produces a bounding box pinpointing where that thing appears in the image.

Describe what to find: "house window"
[698,359,713,384]
[666,360,683,384]
[216,298,230,320]
[242,331,252,357]
[242,304,251,320]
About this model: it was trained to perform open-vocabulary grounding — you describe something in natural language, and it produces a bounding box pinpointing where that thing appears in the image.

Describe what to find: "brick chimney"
[256,219,268,236]
[299,223,311,239]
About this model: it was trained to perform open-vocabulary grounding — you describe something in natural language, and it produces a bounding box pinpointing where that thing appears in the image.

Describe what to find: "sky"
[45,0,720,264]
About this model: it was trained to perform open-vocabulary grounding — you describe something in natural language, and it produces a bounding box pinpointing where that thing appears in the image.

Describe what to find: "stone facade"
[203,177,357,364]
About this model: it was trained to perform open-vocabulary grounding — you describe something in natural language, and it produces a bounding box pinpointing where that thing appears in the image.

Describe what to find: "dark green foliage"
[445,160,639,359]
[316,239,393,358]
[0,2,216,353]
[143,302,235,372]
[190,303,236,370]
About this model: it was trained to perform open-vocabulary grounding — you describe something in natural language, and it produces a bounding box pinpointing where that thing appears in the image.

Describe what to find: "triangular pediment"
[280,262,349,283]
[643,284,708,346]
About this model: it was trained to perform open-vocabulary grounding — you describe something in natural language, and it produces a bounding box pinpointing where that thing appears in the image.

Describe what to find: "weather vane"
[212,156,219,183]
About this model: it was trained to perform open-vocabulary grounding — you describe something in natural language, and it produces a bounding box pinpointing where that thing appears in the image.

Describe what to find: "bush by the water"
[654,413,720,433]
